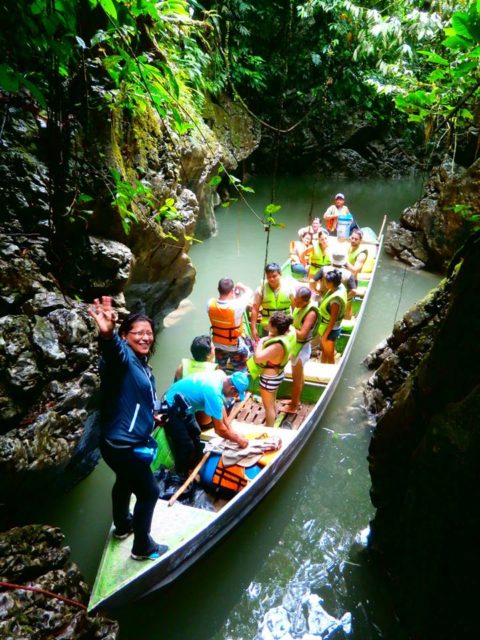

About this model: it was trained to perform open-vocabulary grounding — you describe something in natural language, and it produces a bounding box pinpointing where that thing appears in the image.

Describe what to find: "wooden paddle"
[167,451,211,507]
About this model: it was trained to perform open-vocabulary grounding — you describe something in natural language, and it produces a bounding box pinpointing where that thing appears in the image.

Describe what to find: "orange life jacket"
[207,298,242,346]
[200,453,263,495]
[325,217,337,233]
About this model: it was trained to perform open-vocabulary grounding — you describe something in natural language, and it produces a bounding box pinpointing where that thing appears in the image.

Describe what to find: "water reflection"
[220,520,355,639]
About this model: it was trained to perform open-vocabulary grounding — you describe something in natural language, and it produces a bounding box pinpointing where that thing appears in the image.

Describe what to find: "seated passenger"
[318,270,347,364]
[247,311,295,427]
[281,287,320,415]
[174,335,216,381]
[290,231,313,277]
[174,335,217,427]
[308,230,331,280]
[345,229,368,283]
[298,216,322,241]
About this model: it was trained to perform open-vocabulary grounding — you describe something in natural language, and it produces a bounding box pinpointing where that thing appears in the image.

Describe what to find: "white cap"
[335,193,345,200]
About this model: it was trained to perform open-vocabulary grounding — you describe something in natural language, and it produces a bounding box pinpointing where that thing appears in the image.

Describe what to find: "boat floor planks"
[226,396,315,430]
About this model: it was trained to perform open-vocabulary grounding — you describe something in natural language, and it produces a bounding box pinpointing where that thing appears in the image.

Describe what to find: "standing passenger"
[318,271,347,364]
[89,296,168,561]
[281,287,320,415]
[250,263,295,342]
[207,278,252,372]
[323,193,350,235]
[247,311,295,427]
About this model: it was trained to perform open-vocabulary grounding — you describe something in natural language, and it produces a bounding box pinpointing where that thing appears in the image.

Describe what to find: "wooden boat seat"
[284,360,339,385]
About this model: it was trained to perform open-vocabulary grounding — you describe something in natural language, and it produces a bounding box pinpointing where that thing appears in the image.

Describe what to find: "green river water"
[37,175,440,639]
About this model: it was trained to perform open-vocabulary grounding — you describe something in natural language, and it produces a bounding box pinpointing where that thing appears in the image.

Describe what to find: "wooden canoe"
[88,222,385,613]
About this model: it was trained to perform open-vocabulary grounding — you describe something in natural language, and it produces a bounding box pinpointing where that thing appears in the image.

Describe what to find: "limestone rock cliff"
[384,157,478,270]
[364,232,480,639]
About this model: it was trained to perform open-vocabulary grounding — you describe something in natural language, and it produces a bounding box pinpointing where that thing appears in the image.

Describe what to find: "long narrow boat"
[88,220,385,613]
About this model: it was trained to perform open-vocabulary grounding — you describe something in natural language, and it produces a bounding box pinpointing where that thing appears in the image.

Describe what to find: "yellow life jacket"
[347,245,368,266]
[259,282,292,327]
[292,302,321,356]
[181,358,217,378]
[208,298,243,346]
[246,333,295,380]
[310,241,331,270]
[318,285,347,336]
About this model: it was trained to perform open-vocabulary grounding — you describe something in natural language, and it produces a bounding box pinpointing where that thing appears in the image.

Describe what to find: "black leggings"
[100,441,159,550]
[164,407,203,476]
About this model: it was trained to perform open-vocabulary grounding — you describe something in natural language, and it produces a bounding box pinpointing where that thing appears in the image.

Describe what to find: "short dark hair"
[325,269,342,287]
[218,278,234,295]
[190,335,212,361]
[295,286,311,302]
[269,310,293,335]
[265,262,281,275]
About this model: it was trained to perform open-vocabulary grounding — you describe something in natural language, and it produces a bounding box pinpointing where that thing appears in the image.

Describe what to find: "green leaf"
[418,50,449,66]
[264,203,281,215]
[443,34,472,50]
[77,194,94,203]
[99,0,117,21]
[209,175,222,187]
[0,64,19,92]
[451,12,475,42]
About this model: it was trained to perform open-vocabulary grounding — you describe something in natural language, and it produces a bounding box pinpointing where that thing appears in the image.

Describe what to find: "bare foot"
[280,403,299,414]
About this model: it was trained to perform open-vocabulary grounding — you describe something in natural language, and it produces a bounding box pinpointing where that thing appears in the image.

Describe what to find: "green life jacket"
[181,358,217,378]
[247,333,295,380]
[292,302,321,357]
[347,245,368,266]
[260,281,292,327]
[310,241,331,270]
[317,285,347,336]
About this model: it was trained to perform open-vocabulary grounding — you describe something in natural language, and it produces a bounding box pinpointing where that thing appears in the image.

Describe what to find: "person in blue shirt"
[163,370,250,477]
[89,296,168,561]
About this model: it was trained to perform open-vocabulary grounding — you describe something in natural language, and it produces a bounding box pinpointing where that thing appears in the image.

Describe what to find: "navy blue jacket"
[99,334,157,446]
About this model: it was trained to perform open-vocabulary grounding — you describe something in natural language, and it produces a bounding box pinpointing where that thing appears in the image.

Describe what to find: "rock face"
[365,232,480,639]
[253,112,416,178]
[384,158,478,269]
[0,524,118,638]
[0,94,259,515]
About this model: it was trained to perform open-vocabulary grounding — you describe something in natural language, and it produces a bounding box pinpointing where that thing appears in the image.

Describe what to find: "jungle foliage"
[1,1,479,234]
[198,1,479,164]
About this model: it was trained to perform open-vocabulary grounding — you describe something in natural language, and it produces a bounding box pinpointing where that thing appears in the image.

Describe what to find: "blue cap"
[229,371,249,401]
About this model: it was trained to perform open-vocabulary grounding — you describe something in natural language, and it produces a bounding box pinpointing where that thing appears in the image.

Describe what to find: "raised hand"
[89,296,118,338]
